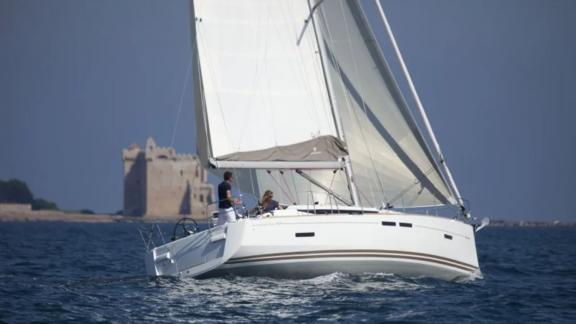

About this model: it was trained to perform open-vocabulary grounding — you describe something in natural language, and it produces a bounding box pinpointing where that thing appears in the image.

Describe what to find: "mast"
[373,0,464,208]
[308,0,360,206]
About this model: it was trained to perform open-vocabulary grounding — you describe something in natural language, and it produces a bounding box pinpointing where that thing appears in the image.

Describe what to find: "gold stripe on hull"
[226,250,478,273]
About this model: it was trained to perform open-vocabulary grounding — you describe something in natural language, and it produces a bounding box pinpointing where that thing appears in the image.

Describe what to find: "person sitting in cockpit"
[260,190,280,213]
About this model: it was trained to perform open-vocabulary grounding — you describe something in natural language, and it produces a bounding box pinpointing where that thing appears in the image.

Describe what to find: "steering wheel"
[171,217,199,241]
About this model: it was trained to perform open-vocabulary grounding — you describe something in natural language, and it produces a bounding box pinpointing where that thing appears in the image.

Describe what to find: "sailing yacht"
[144,0,483,281]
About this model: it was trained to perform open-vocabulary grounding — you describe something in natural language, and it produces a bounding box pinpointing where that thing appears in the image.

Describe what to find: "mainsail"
[193,0,345,169]
[192,0,460,209]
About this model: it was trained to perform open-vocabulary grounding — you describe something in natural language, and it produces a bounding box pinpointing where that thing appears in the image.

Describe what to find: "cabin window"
[399,222,412,228]
[381,221,396,226]
[295,232,315,237]
[444,234,453,240]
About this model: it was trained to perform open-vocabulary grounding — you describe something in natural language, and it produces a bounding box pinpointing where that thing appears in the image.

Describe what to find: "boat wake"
[298,272,349,284]
[455,268,484,283]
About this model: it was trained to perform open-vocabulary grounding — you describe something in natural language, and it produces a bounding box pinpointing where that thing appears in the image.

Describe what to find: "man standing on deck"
[217,171,238,225]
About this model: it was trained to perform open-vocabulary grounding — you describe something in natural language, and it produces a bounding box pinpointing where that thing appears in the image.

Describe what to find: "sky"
[1,0,575,221]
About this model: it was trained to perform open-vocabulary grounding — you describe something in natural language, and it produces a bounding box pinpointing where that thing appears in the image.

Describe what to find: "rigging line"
[374,0,463,206]
[248,169,257,199]
[387,165,436,205]
[308,174,315,213]
[279,2,317,126]
[405,185,425,207]
[287,1,330,134]
[337,0,386,204]
[352,1,445,194]
[355,185,372,208]
[290,170,299,204]
[322,44,450,205]
[297,0,326,45]
[323,169,338,205]
[291,0,334,134]
[312,6,345,141]
[266,170,296,205]
[308,1,345,142]
[279,171,297,205]
[296,169,352,206]
[314,3,361,205]
[171,60,193,147]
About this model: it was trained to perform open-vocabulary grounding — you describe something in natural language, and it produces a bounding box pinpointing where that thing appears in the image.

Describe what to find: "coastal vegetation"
[0,179,59,211]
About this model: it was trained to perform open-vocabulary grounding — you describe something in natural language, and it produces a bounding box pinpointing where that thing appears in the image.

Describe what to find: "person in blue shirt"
[217,171,239,225]
[260,190,280,213]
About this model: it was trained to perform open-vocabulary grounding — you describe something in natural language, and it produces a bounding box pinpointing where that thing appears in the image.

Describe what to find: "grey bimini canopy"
[217,135,347,163]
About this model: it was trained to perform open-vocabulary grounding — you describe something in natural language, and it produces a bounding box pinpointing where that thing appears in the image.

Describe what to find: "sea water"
[0,222,574,322]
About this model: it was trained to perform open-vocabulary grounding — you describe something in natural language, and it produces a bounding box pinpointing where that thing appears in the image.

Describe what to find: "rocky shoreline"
[0,210,209,223]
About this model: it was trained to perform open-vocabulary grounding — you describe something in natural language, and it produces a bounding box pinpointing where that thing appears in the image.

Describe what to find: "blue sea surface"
[0,222,575,323]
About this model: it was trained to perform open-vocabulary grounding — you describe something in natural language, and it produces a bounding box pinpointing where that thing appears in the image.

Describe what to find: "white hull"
[146,213,480,281]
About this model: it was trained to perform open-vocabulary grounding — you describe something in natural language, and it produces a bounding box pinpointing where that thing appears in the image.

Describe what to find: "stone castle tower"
[122,138,214,218]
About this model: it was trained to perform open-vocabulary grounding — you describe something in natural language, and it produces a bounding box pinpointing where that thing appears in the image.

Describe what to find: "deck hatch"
[381,221,396,226]
[295,232,315,237]
[399,222,413,228]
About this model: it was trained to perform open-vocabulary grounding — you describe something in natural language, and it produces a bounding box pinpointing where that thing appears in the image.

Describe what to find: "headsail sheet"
[314,0,456,208]
[254,169,351,206]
